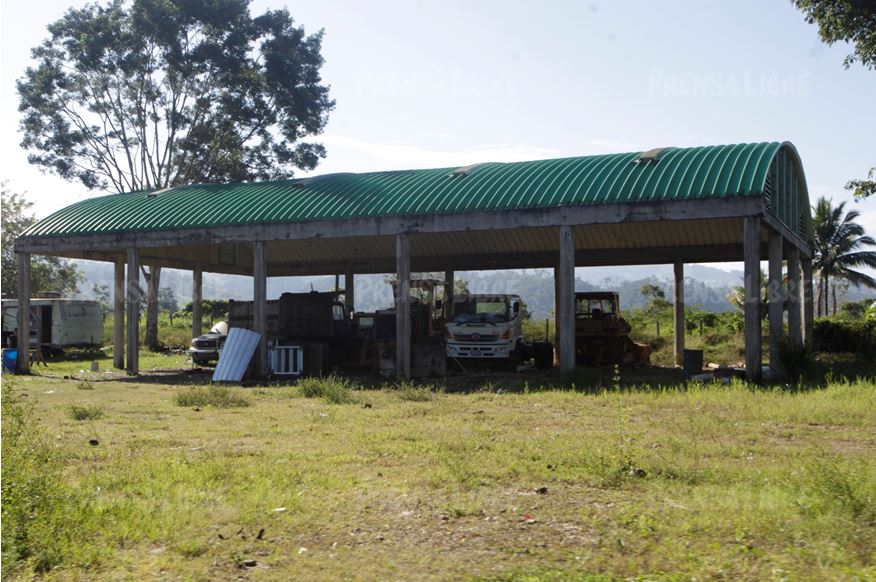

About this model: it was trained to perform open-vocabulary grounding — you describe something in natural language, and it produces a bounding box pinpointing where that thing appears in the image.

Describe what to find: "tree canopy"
[792,0,876,69]
[1,184,81,297]
[17,0,334,193]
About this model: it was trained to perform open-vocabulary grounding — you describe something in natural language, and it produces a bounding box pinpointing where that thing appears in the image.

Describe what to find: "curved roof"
[22,141,806,239]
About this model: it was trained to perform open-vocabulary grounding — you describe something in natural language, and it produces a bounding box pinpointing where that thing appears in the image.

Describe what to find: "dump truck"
[445,294,553,369]
[574,292,650,366]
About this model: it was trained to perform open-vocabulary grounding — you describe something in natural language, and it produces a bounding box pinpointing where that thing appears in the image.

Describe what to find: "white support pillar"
[113,259,125,369]
[768,231,784,379]
[126,247,140,376]
[802,258,814,344]
[396,233,411,380]
[743,217,762,382]
[673,261,685,366]
[558,226,575,372]
[344,271,355,316]
[252,241,267,378]
[192,266,203,338]
[16,252,31,373]
[787,248,802,346]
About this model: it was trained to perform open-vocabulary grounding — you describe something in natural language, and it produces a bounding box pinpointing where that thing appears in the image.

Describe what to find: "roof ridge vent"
[633,147,671,165]
[449,162,497,177]
[292,172,355,188]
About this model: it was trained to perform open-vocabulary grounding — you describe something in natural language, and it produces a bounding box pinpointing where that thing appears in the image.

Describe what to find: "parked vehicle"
[187,321,229,366]
[445,294,553,369]
[574,292,650,366]
[1,298,103,351]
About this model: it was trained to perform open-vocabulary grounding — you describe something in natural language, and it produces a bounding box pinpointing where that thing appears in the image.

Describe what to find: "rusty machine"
[574,292,650,366]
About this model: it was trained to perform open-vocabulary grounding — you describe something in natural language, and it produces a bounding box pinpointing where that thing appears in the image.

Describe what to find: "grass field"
[2,353,875,581]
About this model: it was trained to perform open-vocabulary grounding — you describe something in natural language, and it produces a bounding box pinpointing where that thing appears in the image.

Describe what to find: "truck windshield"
[451,299,510,324]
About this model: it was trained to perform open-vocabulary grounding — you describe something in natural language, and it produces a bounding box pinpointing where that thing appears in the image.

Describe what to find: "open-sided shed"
[15,141,814,380]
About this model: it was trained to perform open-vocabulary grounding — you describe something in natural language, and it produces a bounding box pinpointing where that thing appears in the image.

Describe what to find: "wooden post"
[344,271,355,315]
[444,269,454,320]
[113,258,125,369]
[743,217,762,382]
[16,252,31,373]
[802,258,814,344]
[126,247,140,376]
[768,231,784,379]
[673,261,685,366]
[787,248,802,346]
[192,266,203,338]
[558,225,575,372]
[396,233,411,380]
[253,241,267,378]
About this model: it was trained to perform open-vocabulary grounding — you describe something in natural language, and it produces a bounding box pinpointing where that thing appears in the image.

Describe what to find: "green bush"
[395,382,436,401]
[67,404,104,421]
[173,386,251,408]
[776,335,815,384]
[813,318,876,356]
[297,375,359,404]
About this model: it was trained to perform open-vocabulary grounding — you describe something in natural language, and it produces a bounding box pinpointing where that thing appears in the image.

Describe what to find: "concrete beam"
[126,247,140,376]
[787,248,802,346]
[16,252,31,373]
[761,211,812,259]
[558,226,575,372]
[768,231,785,379]
[192,266,203,338]
[743,217,762,382]
[802,258,814,343]
[396,233,411,380]
[15,196,766,253]
[113,259,125,369]
[673,261,685,366]
[252,241,267,378]
[444,269,454,320]
[344,271,355,315]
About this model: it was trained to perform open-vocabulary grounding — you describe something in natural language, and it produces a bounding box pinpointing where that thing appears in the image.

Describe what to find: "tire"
[533,342,554,370]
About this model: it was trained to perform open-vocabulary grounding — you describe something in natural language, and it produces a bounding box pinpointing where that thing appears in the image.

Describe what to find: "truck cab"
[445,294,523,360]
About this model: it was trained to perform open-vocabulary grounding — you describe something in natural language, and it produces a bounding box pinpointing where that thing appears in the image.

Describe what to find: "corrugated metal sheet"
[22,142,802,239]
[212,328,260,383]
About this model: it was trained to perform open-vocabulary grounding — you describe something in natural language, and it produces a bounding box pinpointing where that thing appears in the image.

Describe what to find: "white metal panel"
[212,328,261,383]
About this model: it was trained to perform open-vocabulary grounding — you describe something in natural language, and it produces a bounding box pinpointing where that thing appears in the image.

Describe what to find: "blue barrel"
[683,349,704,379]
[2,349,18,373]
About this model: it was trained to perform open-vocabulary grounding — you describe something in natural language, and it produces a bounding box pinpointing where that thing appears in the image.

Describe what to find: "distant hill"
[72,260,874,320]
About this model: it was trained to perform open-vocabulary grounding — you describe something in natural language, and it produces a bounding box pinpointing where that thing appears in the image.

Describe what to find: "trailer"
[1,298,103,351]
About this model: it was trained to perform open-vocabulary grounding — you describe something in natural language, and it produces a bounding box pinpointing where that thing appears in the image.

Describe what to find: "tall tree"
[792,1,875,198]
[18,0,334,347]
[1,184,82,297]
[811,197,876,316]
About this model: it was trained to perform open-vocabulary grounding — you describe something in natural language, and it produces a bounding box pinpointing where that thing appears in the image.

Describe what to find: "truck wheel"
[533,342,553,370]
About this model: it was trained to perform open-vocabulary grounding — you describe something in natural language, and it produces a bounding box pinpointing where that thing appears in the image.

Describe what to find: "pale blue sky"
[2,0,875,271]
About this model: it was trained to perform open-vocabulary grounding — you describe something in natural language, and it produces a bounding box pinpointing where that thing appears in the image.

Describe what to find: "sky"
[1,0,875,275]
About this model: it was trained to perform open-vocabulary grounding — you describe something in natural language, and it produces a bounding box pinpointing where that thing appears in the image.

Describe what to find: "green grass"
[173,385,251,408]
[297,374,359,404]
[66,403,105,420]
[2,360,874,580]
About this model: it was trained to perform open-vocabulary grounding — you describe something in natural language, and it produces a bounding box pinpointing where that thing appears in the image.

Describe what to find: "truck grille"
[453,333,500,342]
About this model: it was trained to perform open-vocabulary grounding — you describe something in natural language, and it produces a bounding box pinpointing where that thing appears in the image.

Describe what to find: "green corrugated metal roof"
[22,142,791,238]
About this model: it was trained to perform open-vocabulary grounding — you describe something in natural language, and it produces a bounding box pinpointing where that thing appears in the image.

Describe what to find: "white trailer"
[2,298,103,350]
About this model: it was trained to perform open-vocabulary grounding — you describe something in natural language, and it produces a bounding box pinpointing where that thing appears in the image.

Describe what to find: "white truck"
[444,294,553,369]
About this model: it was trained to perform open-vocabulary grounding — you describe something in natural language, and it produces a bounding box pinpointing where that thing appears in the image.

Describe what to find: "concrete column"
[126,247,140,376]
[743,217,762,382]
[444,269,454,320]
[673,261,685,366]
[396,233,411,380]
[344,271,355,315]
[558,225,575,372]
[768,232,785,379]
[192,266,203,338]
[787,248,802,346]
[252,241,267,378]
[16,252,31,373]
[802,258,814,344]
[113,259,125,369]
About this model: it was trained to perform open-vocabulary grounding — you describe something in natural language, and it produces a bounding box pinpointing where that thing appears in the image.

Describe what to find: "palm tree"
[812,197,876,316]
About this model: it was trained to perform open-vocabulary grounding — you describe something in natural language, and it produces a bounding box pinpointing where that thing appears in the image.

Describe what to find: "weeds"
[173,385,251,408]
[776,335,816,384]
[396,382,436,402]
[298,375,359,404]
[67,404,104,421]
[75,381,93,390]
